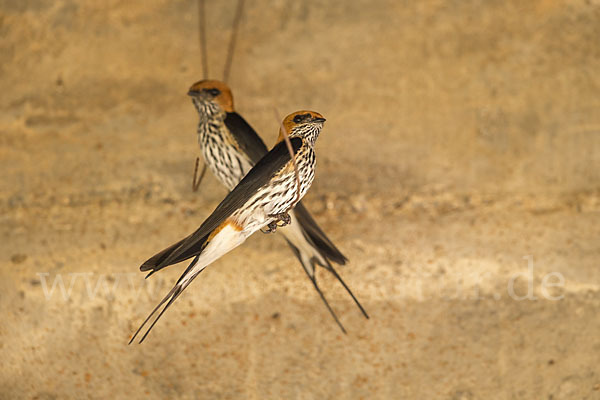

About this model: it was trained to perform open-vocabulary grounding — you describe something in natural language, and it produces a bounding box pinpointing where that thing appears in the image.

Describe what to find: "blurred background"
[1,0,600,398]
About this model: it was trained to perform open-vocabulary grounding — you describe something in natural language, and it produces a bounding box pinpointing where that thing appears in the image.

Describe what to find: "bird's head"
[187,80,234,116]
[278,111,326,146]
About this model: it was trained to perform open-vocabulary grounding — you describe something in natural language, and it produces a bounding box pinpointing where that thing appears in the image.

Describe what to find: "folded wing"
[140,137,304,273]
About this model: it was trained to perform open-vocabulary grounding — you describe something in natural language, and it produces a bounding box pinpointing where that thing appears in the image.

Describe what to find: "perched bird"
[187,80,368,331]
[130,111,326,343]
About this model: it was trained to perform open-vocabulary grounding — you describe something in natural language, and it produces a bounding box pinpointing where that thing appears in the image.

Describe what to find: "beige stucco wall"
[1,1,599,398]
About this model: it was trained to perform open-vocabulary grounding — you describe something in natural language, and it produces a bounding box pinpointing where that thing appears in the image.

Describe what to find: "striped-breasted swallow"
[187,80,369,332]
[130,111,326,343]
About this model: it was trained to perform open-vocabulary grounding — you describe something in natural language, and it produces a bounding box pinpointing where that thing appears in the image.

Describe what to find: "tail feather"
[130,256,203,344]
[284,238,369,332]
[281,205,369,327]
[324,261,369,319]
[132,221,247,343]
[304,267,347,334]
[293,202,347,265]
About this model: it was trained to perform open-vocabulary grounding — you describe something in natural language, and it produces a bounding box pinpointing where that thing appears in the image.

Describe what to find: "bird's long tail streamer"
[129,256,201,344]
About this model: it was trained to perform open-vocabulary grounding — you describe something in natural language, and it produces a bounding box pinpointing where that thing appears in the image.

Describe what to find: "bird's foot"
[262,212,291,234]
[269,212,291,227]
[262,220,279,234]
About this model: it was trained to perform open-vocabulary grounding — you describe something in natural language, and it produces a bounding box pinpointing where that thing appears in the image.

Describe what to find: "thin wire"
[192,157,208,192]
[198,0,209,78]
[194,0,209,193]
[223,0,245,83]
[193,0,245,192]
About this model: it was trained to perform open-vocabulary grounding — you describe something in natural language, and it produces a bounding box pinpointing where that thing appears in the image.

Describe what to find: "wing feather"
[140,137,304,272]
[293,202,348,265]
[224,112,269,164]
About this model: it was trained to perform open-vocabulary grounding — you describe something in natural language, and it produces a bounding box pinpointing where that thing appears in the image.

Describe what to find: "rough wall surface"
[1,0,599,399]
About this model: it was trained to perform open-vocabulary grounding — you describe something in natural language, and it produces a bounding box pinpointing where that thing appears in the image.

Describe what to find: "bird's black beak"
[312,117,326,123]
[187,90,200,97]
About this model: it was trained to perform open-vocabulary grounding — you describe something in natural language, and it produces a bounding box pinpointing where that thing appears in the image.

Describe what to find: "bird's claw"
[262,212,291,234]
[263,220,279,234]
[270,212,291,227]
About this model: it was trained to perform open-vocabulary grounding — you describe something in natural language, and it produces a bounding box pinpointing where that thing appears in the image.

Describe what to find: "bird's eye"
[293,115,303,123]
[208,88,221,96]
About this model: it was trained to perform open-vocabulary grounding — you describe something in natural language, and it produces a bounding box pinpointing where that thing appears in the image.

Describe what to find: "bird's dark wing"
[140,137,304,273]
[293,202,348,265]
[141,236,190,276]
[224,112,269,164]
